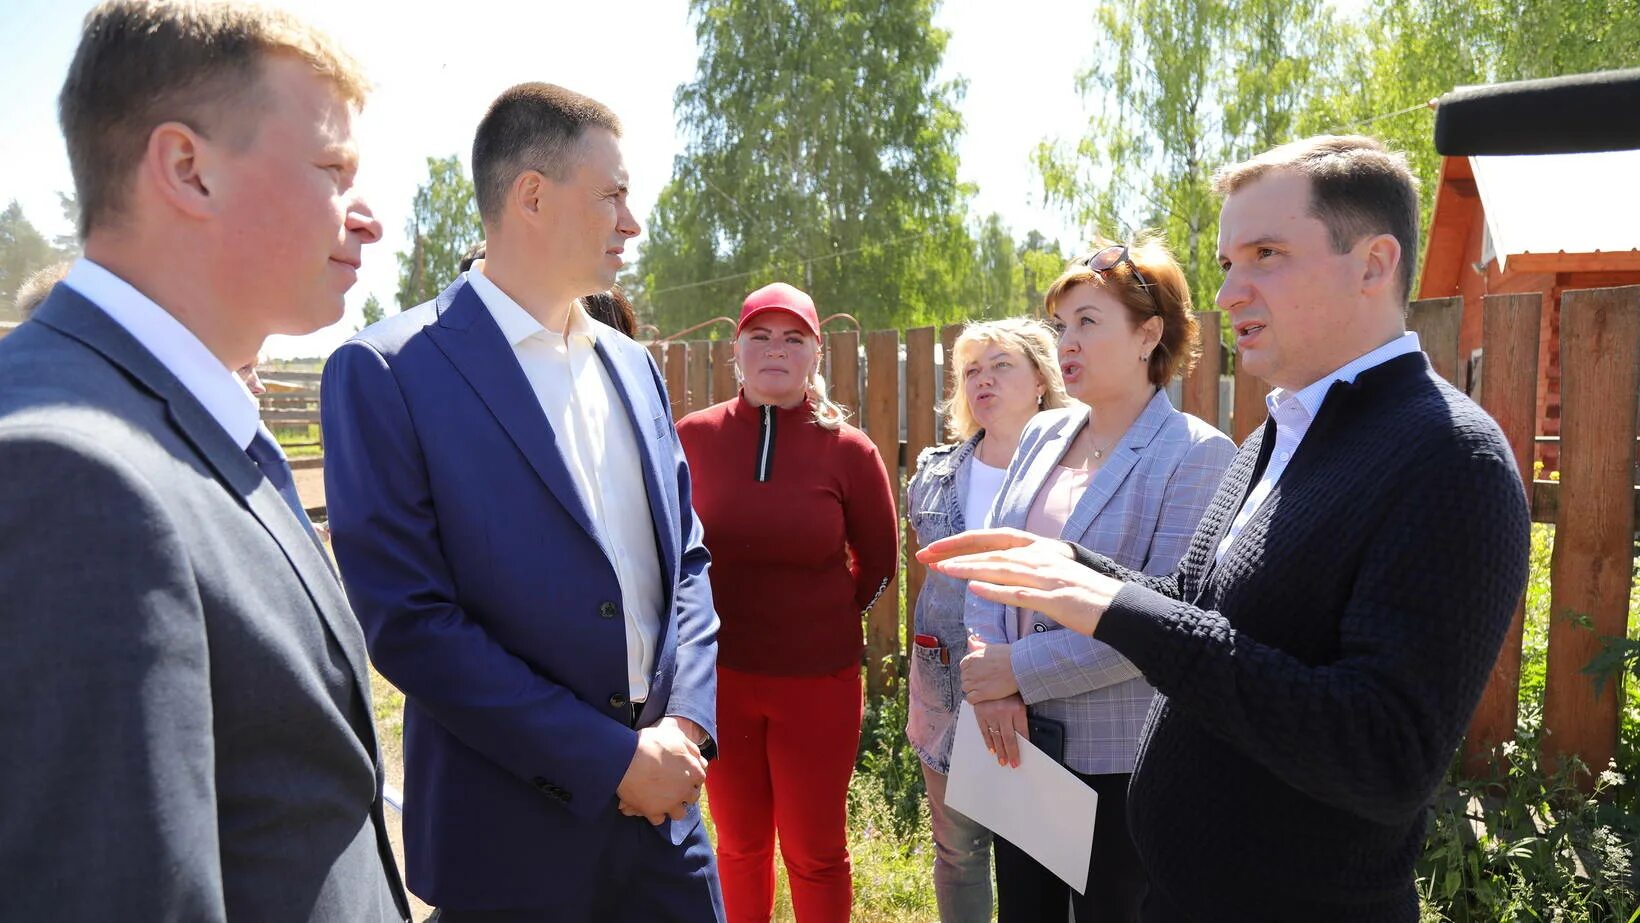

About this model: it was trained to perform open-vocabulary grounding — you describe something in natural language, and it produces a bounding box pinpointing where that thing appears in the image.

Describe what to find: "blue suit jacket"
[321,278,718,909]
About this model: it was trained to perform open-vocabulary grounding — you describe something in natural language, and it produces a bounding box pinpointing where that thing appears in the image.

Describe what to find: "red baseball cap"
[737,282,821,337]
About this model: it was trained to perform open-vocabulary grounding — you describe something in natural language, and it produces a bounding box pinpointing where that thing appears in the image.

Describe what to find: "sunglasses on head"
[1075,244,1162,317]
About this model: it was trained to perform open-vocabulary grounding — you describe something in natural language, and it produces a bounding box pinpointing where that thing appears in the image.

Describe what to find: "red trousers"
[706,664,862,923]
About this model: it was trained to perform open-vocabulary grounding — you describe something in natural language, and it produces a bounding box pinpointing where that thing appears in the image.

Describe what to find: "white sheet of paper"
[943,701,1097,894]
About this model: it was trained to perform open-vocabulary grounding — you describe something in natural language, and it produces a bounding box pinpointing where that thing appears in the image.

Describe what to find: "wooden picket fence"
[642,287,1639,781]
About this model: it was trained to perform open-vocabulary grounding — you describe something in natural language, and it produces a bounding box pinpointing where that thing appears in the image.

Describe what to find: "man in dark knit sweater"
[922,135,1530,921]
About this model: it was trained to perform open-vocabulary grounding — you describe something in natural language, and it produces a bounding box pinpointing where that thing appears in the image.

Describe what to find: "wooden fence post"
[1407,296,1463,387]
[827,331,861,422]
[1232,355,1267,445]
[940,323,963,443]
[1542,285,1640,780]
[711,340,736,406]
[1181,311,1222,430]
[1462,292,1542,778]
[903,327,939,670]
[663,342,688,420]
[863,330,902,696]
[685,340,710,416]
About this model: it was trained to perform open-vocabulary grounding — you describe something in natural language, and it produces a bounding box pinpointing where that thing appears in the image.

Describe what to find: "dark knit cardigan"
[1076,352,1530,921]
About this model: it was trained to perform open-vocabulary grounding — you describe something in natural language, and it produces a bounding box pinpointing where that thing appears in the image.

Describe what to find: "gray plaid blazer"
[966,390,1234,773]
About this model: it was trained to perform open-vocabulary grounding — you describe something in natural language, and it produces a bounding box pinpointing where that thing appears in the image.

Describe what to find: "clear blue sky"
[0,1,1115,357]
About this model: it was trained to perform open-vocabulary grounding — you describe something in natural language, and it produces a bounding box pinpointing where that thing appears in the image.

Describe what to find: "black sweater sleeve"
[1069,541,1190,600]
[1085,443,1530,826]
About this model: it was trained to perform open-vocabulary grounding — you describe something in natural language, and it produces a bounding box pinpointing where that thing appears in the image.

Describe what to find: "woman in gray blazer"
[905,318,1069,923]
[961,239,1235,922]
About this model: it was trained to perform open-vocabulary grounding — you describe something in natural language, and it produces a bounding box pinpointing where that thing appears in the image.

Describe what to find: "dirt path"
[294,466,325,514]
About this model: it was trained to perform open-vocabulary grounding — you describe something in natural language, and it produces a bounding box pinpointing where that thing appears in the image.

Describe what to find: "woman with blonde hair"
[962,237,1235,921]
[676,282,898,922]
[904,317,1068,922]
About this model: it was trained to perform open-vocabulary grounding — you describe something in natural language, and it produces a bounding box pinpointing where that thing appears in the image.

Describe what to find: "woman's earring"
[1140,353,1150,362]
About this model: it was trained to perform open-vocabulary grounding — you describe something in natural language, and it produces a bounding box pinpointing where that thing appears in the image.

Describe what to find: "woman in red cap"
[676,282,898,922]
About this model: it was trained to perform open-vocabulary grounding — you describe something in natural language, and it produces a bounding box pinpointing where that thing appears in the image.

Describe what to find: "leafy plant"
[1417,525,1640,922]
[852,655,929,845]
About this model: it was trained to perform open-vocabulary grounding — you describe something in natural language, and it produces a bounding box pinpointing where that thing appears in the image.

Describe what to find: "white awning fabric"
[1469,149,1640,270]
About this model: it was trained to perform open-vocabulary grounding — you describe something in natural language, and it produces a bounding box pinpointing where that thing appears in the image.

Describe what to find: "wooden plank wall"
[1540,285,1639,778]
[1462,292,1542,777]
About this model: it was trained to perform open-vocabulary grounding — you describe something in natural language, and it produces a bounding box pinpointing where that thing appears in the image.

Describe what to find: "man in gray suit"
[0,2,409,920]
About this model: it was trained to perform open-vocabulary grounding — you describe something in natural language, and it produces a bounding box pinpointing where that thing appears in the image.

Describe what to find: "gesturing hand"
[616,722,707,826]
[920,528,1120,637]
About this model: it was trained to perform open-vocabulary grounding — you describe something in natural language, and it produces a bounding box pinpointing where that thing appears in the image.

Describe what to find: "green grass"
[697,778,940,923]
[272,424,322,458]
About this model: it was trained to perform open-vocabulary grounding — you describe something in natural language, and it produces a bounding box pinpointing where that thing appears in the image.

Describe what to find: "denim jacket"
[903,432,985,773]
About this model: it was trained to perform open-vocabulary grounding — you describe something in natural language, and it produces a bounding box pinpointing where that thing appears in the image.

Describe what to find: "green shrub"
[1416,525,1640,922]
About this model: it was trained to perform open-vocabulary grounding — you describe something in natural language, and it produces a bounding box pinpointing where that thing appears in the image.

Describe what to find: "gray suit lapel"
[1060,390,1173,540]
[1001,403,1090,531]
[35,288,376,714]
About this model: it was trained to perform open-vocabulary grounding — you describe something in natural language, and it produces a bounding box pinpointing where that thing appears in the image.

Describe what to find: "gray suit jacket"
[966,391,1234,773]
[0,286,409,921]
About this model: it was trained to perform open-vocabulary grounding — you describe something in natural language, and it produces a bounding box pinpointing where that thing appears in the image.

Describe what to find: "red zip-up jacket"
[677,394,899,675]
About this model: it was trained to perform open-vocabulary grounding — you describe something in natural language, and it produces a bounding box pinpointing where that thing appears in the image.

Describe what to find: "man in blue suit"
[322,83,723,922]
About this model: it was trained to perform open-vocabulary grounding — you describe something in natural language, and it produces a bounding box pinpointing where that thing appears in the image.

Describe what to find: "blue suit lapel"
[592,338,689,725]
[425,280,604,548]
[593,338,679,594]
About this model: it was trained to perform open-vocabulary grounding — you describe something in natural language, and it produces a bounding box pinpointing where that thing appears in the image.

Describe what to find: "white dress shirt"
[61,258,264,450]
[466,268,664,702]
[1215,332,1423,562]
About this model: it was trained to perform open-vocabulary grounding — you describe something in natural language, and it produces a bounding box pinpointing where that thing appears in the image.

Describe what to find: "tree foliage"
[396,155,482,309]
[1035,0,1639,353]
[636,0,984,333]
[360,293,384,329]
[1035,0,1345,343]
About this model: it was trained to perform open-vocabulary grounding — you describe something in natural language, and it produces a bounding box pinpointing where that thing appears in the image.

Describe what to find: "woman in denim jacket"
[961,239,1235,922]
[904,318,1068,923]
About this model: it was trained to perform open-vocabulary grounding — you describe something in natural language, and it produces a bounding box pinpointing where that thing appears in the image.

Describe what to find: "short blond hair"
[943,318,1069,442]
[59,0,369,238]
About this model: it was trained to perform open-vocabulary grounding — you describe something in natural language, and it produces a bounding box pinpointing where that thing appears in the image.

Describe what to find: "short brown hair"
[1212,135,1419,303]
[59,0,368,239]
[1043,235,1203,387]
[472,83,621,225]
